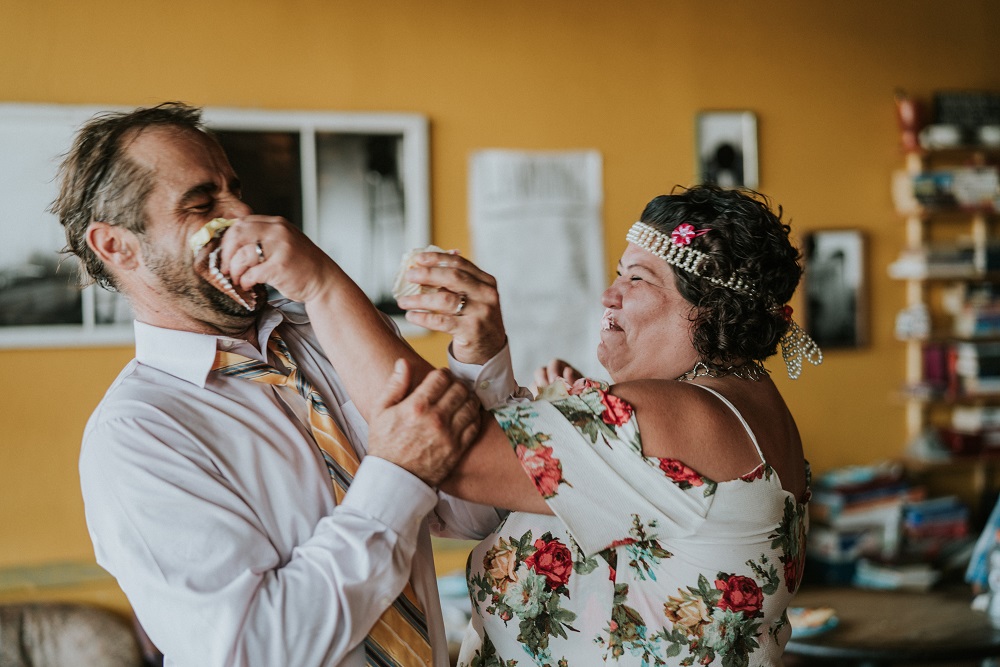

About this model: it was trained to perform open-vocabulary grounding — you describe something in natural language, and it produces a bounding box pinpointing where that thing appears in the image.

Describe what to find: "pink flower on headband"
[671,223,709,246]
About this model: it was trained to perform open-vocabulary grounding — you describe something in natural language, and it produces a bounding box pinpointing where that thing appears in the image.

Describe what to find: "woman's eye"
[629,275,643,282]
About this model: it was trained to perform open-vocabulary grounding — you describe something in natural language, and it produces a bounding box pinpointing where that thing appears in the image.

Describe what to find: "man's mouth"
[202,246,257,311]
[190,218,258,312]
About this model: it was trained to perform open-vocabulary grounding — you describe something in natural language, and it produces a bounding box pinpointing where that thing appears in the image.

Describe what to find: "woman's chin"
[596,344,616,379]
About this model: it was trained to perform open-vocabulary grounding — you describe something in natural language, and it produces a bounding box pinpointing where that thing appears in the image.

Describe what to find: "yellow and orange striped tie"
[213,332,433,667]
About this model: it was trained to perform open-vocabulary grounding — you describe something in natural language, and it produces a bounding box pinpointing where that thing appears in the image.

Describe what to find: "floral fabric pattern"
[459,380,809,667]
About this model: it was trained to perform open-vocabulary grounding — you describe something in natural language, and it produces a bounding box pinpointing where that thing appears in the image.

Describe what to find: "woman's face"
[597,243,701,382]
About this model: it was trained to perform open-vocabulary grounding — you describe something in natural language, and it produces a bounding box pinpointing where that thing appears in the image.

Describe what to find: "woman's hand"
[532,358,583,393]
[219,215,339,305]
[396,251,507,365]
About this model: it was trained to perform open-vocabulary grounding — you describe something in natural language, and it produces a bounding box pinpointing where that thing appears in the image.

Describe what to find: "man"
[54,102,512,666]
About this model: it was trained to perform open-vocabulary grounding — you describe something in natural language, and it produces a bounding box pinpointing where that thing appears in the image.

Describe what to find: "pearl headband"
[625,220,822,379]
[626,222,756,294]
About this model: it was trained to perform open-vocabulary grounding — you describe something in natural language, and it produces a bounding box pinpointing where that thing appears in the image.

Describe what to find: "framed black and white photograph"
[804,229,867,349]
[0,103,430,348]
[696,110,759,189]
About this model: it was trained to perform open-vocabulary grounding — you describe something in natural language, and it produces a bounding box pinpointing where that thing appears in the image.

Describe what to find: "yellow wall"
[2,0,1000,575]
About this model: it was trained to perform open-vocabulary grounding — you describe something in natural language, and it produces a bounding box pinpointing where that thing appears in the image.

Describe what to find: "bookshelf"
[890,92,1000,523]
[892,146,1000,437]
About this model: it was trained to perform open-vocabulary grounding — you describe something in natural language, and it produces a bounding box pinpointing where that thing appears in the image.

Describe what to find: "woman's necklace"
[675,360,767,382]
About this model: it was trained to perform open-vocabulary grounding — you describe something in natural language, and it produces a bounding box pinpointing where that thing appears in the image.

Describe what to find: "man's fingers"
[375,359,412,412]
[406,368,453,405]
[433,377,471,417]
[451,394,481,432]
[458,411,483,448]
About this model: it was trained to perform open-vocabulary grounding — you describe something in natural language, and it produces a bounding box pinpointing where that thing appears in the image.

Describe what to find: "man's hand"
[220,215,338,305]
[396,252,507,365]
[367,359,482,487]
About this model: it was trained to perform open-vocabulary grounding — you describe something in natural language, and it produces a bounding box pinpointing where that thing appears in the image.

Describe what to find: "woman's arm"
[222,216,549,513]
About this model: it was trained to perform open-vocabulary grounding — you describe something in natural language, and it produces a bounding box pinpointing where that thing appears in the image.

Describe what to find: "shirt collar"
[134,301,307,388]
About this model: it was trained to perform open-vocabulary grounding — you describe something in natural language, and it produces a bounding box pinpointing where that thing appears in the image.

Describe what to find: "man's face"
[125,126,264,332]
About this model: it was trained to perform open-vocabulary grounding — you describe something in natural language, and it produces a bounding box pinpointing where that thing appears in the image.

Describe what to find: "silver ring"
[255,241,265,264]
[454,294,467,316]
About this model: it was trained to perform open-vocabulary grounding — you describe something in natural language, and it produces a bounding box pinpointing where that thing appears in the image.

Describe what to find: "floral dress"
[458,379,810,667]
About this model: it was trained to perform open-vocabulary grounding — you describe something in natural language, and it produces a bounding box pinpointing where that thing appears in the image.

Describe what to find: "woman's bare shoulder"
[608,379,775,482]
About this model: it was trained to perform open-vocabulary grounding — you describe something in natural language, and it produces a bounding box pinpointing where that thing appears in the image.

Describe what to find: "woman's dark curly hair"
[639,184,802,376]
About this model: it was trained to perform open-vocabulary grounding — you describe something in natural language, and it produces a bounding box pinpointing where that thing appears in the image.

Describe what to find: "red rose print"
[784,557,800,593]
[740,464,765,482]
[515,444,564,498]
[659,458,704,486]
[715,575,763,616]
[608,537,637,548]
[608,565,616,582]
[525,538,573,589]
[599,391,634,427]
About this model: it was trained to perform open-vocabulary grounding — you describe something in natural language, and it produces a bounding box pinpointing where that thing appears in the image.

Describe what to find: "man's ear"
[86,221,141,272]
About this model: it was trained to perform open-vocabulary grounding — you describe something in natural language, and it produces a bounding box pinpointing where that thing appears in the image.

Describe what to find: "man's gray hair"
[50,102,206,290]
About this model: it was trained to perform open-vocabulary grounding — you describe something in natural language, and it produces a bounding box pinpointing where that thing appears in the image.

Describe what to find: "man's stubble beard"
[143,243,267,325]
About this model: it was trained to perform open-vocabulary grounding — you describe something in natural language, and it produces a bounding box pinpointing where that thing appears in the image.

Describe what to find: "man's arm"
[82,421,433,666]
[81,365,474,667]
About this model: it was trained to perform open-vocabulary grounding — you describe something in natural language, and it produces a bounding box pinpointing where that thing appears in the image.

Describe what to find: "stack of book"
[806,463,926,584]
[888,246,978,280]
[938,405,1000,456]
[851,496,975,592]
[892,167,1000,213]
[901,495,971,561]
[917,341,1000,402]
[953,341,1000,395]
[955,302,1000,338]
[851,558,941,592]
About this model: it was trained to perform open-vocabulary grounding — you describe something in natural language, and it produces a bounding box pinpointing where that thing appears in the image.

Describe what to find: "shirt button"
[478,381,490,390]
[220,340,234,350]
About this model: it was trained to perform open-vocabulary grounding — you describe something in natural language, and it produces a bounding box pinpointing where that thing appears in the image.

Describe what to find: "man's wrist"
[341,457,438,529]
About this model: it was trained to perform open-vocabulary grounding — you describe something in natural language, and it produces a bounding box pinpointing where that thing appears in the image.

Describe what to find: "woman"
[226,184,821,666]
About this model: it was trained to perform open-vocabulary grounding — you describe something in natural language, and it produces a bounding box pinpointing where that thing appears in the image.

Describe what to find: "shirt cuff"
[340,456,438,532]
[448,341,525,409]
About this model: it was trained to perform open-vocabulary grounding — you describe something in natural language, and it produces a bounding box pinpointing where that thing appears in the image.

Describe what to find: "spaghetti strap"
[688,383,767,465]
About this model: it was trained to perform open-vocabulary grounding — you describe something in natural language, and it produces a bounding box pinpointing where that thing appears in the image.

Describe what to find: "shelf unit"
[893,144,1000,523]
[898,150,997,441]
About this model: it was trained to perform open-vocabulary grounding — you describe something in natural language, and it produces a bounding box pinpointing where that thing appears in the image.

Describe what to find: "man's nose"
[224,199,253,218]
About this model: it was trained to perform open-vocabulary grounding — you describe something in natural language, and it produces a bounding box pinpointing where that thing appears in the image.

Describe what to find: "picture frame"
[0,103,430,348]
[696,110,759,189]
[803,229,867,349]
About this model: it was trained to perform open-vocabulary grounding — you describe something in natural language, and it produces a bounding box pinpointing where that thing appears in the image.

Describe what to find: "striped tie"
[213,332,433,667]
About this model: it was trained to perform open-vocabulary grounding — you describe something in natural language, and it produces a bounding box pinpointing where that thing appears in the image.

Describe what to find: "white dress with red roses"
[458,380,809,667]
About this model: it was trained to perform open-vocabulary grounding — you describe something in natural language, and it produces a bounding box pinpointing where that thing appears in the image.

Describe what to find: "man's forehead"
[125,125,217,168]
